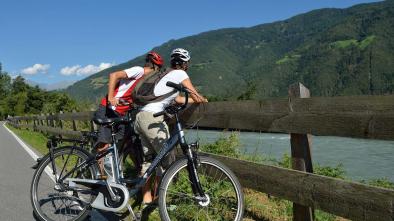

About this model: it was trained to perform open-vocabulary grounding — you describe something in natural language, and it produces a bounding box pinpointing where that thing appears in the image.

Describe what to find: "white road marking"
[3,122,40,160]
[2,122,55,182]
[2,122,108,220]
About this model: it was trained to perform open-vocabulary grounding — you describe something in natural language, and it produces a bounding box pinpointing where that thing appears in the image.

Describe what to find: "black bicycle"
[30,81,244,221]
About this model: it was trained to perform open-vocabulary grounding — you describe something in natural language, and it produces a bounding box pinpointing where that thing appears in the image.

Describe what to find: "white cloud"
[21,64,50,75]
[60,65,81,76]
[60,62,114,76]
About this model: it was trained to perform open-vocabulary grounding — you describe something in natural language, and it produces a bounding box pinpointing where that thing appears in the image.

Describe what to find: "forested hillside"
[63,0,393,101]
[0,63,82,119]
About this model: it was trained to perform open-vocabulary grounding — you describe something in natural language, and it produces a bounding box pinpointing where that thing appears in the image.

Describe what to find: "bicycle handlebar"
[166,81,189,93]
[153,81,189,118]
[153,110,166,118]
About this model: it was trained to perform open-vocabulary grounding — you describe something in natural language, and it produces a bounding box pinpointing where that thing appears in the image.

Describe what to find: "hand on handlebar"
[196,94,208,103]
[118,98,131,106]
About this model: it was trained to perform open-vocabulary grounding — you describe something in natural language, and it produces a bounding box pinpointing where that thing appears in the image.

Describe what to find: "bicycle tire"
[158,156,244,221]
[31,146,99,221]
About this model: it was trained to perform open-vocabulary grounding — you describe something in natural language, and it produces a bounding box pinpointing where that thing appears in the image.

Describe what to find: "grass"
[90,76,108,89]
[6,124,49,155]
[330,35,376,50]
[276,54,301,65]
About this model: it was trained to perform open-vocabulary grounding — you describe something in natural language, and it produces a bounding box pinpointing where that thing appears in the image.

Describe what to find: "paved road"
[0,122,125,221]
[0,122,40,221]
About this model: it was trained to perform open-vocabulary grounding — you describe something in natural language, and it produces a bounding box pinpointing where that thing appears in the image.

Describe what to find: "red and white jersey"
[100,66,144,115]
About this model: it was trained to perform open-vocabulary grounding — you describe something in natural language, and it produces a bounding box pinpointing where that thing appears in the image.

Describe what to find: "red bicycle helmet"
[146,51,164,67]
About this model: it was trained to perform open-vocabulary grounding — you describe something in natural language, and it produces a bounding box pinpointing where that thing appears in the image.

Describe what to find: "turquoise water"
[185,129,394,182]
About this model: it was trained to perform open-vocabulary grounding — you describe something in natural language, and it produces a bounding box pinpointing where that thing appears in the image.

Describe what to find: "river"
[185,129,394,182]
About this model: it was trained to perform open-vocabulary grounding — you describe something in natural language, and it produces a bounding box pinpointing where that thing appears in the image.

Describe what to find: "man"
[134,48,207,204]
[94,51,164,178]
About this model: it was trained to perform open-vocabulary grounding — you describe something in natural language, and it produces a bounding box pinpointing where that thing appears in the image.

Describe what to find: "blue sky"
[0,0,379,87]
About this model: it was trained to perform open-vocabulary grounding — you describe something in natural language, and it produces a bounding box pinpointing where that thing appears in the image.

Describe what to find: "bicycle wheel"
[159,156,244,221]
[31,146,99,221]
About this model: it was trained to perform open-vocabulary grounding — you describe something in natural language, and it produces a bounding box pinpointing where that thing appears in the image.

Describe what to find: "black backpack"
[132,68,176,106]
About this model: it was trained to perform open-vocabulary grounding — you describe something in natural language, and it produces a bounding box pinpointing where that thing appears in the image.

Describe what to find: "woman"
[134,48,207,205]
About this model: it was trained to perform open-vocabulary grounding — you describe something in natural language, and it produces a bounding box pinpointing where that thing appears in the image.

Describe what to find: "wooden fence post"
[33,117,37,131]
[50,113,55,127]
[72,110,77,131]
[40,114,44,127]
[288,82,314,221]
[90,108,97,132]
[46,113,50,127]
[59,111,63,129]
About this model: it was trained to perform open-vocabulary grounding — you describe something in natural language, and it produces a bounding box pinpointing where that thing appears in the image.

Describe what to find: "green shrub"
[201,132,240,158]
[315,164,346,179]
[276,153,291,169]
[361,178,394,189]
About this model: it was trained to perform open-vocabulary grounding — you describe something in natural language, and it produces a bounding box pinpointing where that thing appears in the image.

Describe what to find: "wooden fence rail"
[8,95,394,140]
[6,83,394,221]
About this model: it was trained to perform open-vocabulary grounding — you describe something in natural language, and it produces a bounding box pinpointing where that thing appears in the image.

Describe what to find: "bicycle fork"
[185,145,209,205]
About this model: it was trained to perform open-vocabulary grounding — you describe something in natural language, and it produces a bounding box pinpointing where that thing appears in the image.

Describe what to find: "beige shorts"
[134,111,175,175]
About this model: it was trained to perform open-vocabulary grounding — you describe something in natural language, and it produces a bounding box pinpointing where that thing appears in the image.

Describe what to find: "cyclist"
[94,51,164,178]
[134,48,207,205]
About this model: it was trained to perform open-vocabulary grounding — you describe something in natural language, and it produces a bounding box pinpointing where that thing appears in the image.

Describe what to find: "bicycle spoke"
[32,147,96,221]
[58,148,74,179]
[160,157,244,221]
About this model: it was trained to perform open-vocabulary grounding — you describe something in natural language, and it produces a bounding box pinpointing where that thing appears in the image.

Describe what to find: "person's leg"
[138,134,154,204]
[134,111,169,204]
[95,143,109,178]
[94,105,113,178]
[94,105,124,178]
[134,112,155,204]
[121,122,143,170]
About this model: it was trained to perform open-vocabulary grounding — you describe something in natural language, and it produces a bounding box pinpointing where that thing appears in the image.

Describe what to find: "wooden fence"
[7,83,394,221]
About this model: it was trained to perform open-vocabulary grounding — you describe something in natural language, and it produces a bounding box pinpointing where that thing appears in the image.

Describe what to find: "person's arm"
[178,78,208,104]
[108,71,127,106]
[175,95,194,104]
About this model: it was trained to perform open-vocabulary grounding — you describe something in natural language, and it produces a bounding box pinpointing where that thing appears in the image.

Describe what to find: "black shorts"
[94,105,130,145]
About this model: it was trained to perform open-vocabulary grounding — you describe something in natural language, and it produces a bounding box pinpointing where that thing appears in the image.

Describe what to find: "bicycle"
[30,81,244,221]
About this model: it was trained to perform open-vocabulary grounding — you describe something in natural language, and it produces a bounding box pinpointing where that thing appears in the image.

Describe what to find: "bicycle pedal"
[134,212,142,221]
[97,174,108,180]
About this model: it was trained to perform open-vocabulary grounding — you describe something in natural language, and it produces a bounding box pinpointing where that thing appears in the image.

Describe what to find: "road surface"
[0,122,125,221]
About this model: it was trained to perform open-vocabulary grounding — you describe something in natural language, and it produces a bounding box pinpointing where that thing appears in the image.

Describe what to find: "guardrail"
[7,83,394,221]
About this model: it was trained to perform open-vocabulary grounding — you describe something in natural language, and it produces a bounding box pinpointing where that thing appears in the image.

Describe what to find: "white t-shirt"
[141,69,189,113]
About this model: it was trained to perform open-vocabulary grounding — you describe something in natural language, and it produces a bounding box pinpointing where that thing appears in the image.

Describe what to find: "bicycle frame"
[51,90,206,201]
[55,124,119,184]
[137,112,206,198]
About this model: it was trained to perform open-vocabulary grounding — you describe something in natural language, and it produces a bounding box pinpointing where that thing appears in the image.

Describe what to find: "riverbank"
[186,129,394,183]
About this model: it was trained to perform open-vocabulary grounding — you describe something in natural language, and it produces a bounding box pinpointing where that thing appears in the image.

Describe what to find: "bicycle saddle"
[92,116,128,126]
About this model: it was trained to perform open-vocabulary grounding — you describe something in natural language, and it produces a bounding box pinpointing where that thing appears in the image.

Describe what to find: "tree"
[11,76,28,93]
[0,71,11,97]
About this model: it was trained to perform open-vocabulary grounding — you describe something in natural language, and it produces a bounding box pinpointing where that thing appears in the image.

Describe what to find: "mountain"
[65,1,394,102]
[26,79,75,91]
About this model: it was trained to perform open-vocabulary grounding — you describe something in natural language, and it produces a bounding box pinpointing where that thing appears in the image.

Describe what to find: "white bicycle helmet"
[171,48,191,62]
